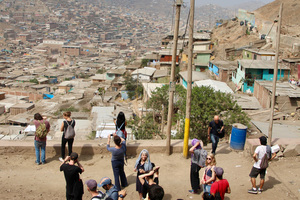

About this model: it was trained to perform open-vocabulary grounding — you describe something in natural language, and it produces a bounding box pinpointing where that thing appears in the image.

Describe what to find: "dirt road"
[0,142,299,200]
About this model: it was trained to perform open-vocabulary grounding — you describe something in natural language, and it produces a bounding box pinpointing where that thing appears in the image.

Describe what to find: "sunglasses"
[206,158,212,160]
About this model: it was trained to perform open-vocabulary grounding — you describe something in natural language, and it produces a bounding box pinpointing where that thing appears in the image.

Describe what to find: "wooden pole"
[268,3,283,146]
[166,0,182,155]
[183,0,195,158]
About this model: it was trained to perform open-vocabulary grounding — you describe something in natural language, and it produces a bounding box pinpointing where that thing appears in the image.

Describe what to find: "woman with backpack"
[114,112,127,140]
[33,113,50,165]
[189,138,204,194]
[59,111,76,162]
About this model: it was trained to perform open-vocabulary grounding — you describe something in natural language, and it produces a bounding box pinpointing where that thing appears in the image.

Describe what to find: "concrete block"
[283,144,300,157]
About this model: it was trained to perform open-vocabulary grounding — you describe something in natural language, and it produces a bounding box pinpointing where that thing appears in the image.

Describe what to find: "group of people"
[33,111,276,200]
[33,111,164,200]
[59,137,164,200]
[33,111,75,165]
[189,138,231,200]
[188,115,277,200]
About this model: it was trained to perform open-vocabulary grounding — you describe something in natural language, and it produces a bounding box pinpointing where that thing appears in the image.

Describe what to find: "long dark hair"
[116,112,126,128]
[34,113,43,120]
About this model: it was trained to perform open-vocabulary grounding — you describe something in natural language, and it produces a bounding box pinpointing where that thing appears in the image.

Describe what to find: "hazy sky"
[193,0,275,7]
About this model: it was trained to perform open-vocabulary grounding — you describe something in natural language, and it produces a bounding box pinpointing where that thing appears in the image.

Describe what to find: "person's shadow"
[164,194,172,200]
[263,176,281,191]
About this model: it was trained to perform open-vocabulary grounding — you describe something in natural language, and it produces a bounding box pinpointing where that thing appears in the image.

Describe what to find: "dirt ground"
[0,142,299,200]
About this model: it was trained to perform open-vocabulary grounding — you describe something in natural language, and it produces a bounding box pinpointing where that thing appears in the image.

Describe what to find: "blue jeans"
[34,140,46,163]
[111,160,128,191]
[210,134,219,154]
[203,184,211,193]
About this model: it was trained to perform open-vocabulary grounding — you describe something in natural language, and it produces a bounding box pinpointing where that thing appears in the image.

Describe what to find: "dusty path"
[0,142,299,200]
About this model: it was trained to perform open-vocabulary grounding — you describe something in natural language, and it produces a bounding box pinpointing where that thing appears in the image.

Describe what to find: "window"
[269,69,274,74]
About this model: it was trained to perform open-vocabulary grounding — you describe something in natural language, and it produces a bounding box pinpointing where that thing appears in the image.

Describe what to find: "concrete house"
[209,60,238,82]
[282,58,300,80]
[242,48,275,61]
[90,74,107,83]
[106,68,126,81]
[232,60,290,93]
[254,80,300,113]
[131,67,156,82]
[179,71,209,89]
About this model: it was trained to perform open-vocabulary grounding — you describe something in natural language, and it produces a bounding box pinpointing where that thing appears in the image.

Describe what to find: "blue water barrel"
[230,123,248,150]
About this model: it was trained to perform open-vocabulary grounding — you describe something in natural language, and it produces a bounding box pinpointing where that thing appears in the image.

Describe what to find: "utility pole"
[268,3,283,146]
[166,0,182,155]
[183,0,195,158]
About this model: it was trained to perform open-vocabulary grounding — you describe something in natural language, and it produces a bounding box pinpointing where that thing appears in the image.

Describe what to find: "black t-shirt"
[64,120,76,131]
[209,120,224,135]
[60,163,82,195]
[142,177,159,198]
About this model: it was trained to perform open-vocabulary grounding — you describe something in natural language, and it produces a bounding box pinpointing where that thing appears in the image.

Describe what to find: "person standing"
[107,135,128,191]
[60,152,84,200]
[134,149,153,199]
[248,136,276,194]
[189,139,204,194]
[33,113,50,165]
[210,167,231,200]
[200,154,216,193]
[208,115,224,155]
[114,112,127,140]
[59,111,76,162]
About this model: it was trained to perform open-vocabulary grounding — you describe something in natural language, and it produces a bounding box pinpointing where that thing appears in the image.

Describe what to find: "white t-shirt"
[253,145,267,169]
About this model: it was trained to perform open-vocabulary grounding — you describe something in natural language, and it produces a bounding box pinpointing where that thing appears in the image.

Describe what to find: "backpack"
[35,120,48,139]
[193,148,208,167]
[115,121,125,139]
[64,120,75,139]
[260,145,272,169]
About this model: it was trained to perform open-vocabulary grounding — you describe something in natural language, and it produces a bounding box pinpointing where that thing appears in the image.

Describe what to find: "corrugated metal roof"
[238,60,290,70]
[194,80,233,94]
[255,81,300,97]
[179,71,208,82]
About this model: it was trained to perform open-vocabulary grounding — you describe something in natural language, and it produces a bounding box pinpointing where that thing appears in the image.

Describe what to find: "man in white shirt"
[248,136,276,194]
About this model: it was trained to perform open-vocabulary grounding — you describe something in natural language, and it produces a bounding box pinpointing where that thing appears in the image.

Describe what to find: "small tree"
[141,59,149,67]
[129,114,160,140]
[177,86,250,145]
[29,78,39,84]
[98,87,106,102]
[124,74,143,99]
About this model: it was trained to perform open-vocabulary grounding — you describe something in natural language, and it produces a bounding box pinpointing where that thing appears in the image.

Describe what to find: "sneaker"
[35,161,41,165]
[258,189,263,194]
[248,188,258,194]
[188,189,199,194]
[59,157,64,162]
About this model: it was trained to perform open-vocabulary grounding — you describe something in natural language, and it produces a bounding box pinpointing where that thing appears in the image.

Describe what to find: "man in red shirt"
[210,167,231,200]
